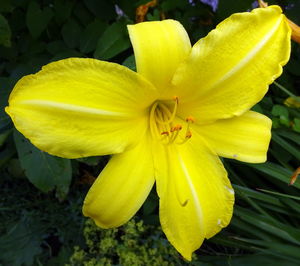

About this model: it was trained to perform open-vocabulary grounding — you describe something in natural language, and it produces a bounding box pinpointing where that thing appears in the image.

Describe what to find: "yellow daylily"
[5,6,290,260]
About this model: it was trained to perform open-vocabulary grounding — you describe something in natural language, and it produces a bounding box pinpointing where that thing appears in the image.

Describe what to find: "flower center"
[149,97,194,145]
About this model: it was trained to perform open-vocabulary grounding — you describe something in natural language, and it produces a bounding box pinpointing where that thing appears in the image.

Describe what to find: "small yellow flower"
[5,6,290,260]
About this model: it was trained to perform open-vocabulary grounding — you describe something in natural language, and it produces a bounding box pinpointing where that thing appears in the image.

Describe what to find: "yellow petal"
[83,136,154,228]
[128,20,191,95]
[194,111,272,163]
[173,6,291,124]
[6,58,157,158]
[153,133,234,260]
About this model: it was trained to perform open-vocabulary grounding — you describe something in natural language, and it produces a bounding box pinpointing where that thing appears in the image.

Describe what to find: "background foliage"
[1,0,300,265]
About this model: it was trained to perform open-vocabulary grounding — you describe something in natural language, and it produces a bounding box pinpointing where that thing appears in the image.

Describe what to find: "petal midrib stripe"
[17,100,134,118]
[177,153,203,226]
[204,15,284,93]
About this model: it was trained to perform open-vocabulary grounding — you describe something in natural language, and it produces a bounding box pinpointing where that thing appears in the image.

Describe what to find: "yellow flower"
[5,6,290,260]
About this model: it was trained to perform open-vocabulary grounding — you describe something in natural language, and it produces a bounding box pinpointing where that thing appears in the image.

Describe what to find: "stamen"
[173,96,179,104]
[169,124,182,143]
[170,124,182,132]
[149,97,193,145]
[155,97,178,125]
[186,131,192,138]
[186,116,195,123]
[176,117,194,144]
[149,102,160,139]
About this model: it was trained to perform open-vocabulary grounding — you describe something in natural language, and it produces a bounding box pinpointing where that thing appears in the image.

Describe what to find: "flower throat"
[149,97,194,145]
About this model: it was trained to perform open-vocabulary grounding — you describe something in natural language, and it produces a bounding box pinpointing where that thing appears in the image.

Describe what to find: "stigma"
[149,97,194,145]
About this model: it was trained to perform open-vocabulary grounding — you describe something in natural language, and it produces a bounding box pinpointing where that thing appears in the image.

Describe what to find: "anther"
[186,116,195,123]
[186,131,192,139]
[161,131,169,136]
[170,124,182,132]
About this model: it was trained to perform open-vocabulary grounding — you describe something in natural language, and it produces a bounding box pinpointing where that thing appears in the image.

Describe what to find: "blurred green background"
[1,0,300,265]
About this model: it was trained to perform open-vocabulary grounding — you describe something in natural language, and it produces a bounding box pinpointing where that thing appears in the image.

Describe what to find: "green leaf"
[94,21,131,60]
[122,55,136,71]
[26,1,53,39]
[0,14,11,47]
[0,0,14,13]
[271,104,290,126]
[272,132,300,161]
[233,185,283,207]
[275,129,300,145]
[54,0,74,24]
[76,156,103,166]
[83,0,116,20]
[51,49,83,61]
[80,20,107,53]
[235,207,300,245]
[232,236,300,261]
[271,104,289,117]
[257,188,300,201]
[251,103,264,114]
[46,40,68,55]
[0,216,44,266]
[161,0,188,12]
[61,18,83,49]
[0,130,10,147]
[217,0,253,21]
[293,118,300,133]
[14,130,72,198]
[250,162,299,189]
[0,77,12,133]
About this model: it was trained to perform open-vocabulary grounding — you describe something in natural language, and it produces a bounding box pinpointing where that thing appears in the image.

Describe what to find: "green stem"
[273,81,297,98]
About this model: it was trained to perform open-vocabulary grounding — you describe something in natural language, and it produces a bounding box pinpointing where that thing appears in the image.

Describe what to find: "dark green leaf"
[51,49,83,61]
[271,104,290,126]
[80,20,107,53]
[0,14,11,47]
[0,0,14,13]
[0,77,12,133]
[293,118,300,133]
[122,54,136,71]
[94,21,130,60]
[14,130,72,198]
[0,216,44,266]
[217,0,253,21]
[61,18,83,49]
[83,0,115,20]
[272,132,300,161]
[54,0,74,24]
[46,40,68,55]
[250,162,298,188]
[26,1,53,39]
